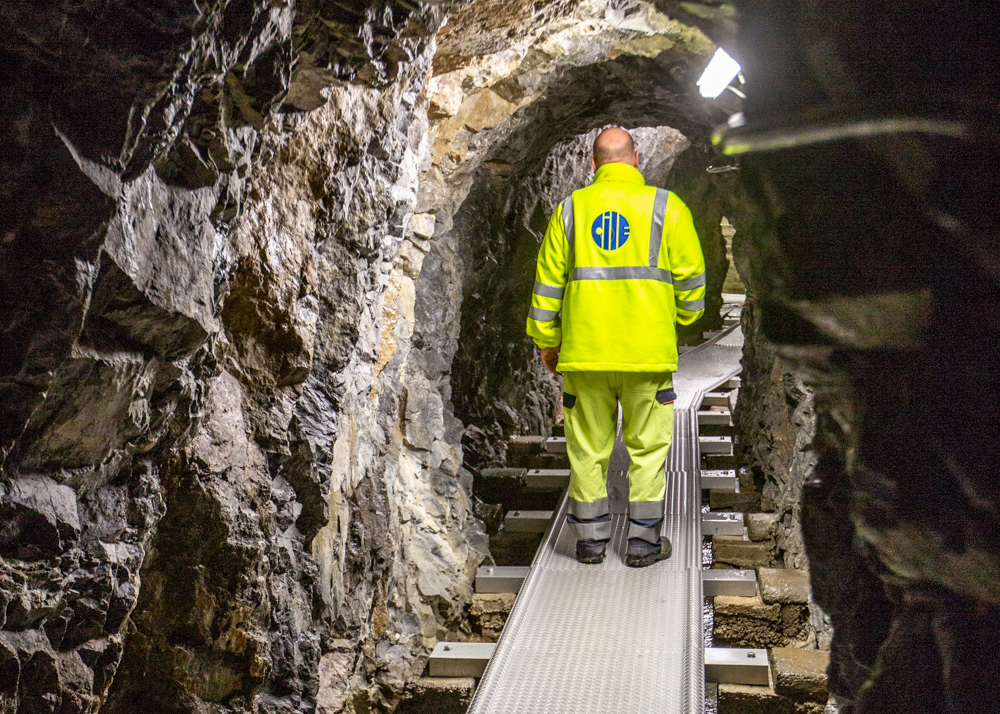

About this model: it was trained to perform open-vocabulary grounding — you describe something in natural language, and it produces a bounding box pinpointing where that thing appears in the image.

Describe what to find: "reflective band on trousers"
[626,520,660,544]
[533,281,565,299]
[677,297,706,312]
[573,521,613,541]
[629,500,665,520]
[528,306,559,322]
[569,496,610,519]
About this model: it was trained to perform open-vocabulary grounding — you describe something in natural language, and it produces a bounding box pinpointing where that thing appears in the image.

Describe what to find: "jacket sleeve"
[526,198,571,348]
[666,197,706,325]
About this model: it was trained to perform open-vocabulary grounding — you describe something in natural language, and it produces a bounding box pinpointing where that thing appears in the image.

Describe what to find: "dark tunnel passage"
[0,1,998,713]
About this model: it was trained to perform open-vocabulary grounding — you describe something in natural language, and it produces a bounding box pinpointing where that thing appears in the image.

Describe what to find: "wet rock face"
[0,1,721,712]
[726,2,1000,712]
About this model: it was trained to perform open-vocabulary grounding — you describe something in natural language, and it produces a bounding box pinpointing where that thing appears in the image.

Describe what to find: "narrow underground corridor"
[0,2,996,714]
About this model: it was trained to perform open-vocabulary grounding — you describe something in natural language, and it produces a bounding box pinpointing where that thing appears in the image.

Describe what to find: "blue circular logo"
[591,211,630,251]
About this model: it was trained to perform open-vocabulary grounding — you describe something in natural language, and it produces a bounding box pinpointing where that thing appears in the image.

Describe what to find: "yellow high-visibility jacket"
[526,162,706,372]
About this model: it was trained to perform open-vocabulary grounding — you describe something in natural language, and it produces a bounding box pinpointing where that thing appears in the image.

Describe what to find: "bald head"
[593,127,637,169]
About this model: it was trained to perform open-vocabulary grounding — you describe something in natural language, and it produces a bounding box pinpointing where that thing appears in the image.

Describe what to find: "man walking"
[526,127,706,567]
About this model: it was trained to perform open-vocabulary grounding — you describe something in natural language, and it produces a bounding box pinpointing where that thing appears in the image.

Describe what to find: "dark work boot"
[575,538,609,564]
[625,536,672,567]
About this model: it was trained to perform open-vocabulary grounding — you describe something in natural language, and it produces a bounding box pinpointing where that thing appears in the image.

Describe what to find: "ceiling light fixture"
[697,48,742,99]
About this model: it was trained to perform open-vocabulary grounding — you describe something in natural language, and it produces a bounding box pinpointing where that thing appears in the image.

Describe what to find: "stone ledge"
[710,489,757,510]
[713,536,773,569]
[747,512,777,542]
[505,437,570,469]
[715,595,781,622]
[506,436,545,466]
[759,568,811,605]
[524,453,570,469]
[714,594,810,649]
[718,683,794,714]
[718,684,827,714]
[703,455,739,471]
[771,647,830,703]
[489,530,544,566]
[397,677,476,714]
[475,468,527,513]
[469,592,516,641]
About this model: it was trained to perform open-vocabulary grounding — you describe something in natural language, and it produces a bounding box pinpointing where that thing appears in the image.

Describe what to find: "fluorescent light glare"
[697,48,742,99]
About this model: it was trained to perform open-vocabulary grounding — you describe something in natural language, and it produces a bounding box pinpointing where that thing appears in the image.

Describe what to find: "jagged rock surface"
[0,2,720,712]
[732,296,817,569]
[11,2,996,714]
[0,2,489,712]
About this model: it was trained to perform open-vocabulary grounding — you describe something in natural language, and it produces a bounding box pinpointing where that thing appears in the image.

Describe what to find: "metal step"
[712,526,751,543]
[698,409,732,427]
[525,468,570,490]
[701,391,731,408]
[543,436,566,454]
[702,512,745,537]
[504,510,554,533]
[701,469,739,492]
[429,642,496,677]
[702,569,758,597]
[699,435,734,456]
[476,566,530,594]
[704,648,770,685]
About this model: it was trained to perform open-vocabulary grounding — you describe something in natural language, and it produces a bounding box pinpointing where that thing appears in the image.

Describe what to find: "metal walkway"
[467,323,745,714]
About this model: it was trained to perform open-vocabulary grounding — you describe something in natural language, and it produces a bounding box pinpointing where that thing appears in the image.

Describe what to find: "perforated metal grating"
[467,322,744,714]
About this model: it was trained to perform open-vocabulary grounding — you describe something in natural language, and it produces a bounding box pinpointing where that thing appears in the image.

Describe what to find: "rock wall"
[0,2,491,711]
[0,2,722,712]
[721,2,1000,712]
[732,291,817,571]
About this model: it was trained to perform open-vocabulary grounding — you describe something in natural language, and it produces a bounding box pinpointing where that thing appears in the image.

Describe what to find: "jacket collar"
[593,162,646,185]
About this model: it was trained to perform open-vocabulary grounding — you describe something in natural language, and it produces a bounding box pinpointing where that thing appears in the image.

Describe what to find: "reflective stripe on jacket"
[526,162,706,372]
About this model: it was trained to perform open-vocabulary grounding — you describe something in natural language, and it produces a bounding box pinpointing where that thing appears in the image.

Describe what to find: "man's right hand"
[540,346,560,375]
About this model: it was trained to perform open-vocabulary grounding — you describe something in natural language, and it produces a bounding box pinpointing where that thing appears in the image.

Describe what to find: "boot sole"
[576,552,606,564]
[625,542,672,567]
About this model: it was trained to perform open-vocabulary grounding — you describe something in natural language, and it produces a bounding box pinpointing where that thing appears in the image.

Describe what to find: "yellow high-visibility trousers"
[562,371,675,544]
